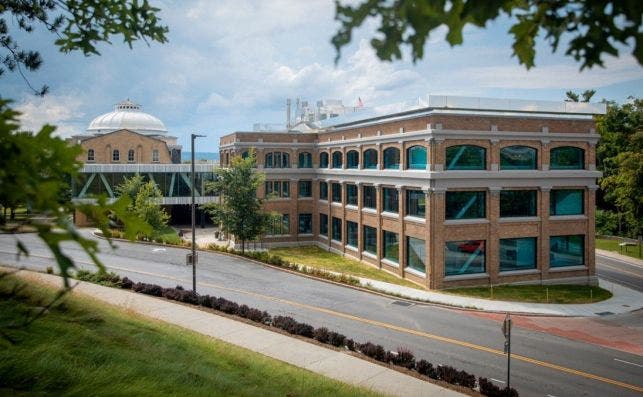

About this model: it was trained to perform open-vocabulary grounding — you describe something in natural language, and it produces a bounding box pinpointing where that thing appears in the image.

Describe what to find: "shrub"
[390,348,416,370]
[46,266,54,274]
[199,294,212,308]
[219,299,240,315]
[327,331,346,347]
[133,282,163,297]
[478,377,519,397]
[437,366,476,388]
[121,277,133,289]
[359,342,387,362]
[313,327,330,344]
[344,338,355,351]
[162,287,181,300]
[179,290,199,304]
[271,316,314,338]
[245,308,271,324]
[416,359,437,379]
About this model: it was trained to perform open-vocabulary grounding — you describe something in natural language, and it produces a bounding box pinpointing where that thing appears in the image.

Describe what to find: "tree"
[204,151,270,254]
[596,98,643,237]
[565,90,596,102]
[332,0,642,70]
[116,175,169,233]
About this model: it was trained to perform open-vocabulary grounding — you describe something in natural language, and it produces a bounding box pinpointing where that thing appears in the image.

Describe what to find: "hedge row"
[75,270,518,396]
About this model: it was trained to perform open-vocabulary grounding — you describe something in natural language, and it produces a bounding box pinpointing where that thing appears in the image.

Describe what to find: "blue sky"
[5,1,643,152]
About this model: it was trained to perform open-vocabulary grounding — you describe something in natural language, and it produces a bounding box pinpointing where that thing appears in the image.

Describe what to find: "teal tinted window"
[550,235,584,267]
[500,237,536,272]
[383,187,398,213]
[267,214,289,235]
[332,217,342,241]
[363,185,376,208]
[446,145,486,170]
[332,151,343,168]
[298,181,312,197]
[500,190,537,217]
[445,240,485,275]
[383,231,399,263]
[500,146,537,170]
[407,146,427,169]
[319,152,329,168]
[298,152,312,168]
[346,184,358,205]
[363,149,378,169]
[298,214,312,234]
[406,189,425,217]
[332,183,342,203]
[347,150,359,168]
[363,225,377,254]
[319,181,328,200]
[406,237,426,273]
[319,213,328,236]
[346,221,358,247]
[445,191,486,220]
[550,189,584,215]
[383,147,400,169]
[550,147,584,169]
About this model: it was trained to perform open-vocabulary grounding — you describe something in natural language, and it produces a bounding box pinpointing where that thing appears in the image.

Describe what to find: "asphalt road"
[0,233,641,397]
[596,253,643,292]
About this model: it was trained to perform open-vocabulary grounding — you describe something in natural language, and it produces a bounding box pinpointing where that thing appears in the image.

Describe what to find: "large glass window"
[319,152,329,168]
[445,191,486,220]
[550,146,584,169]
[363,225,377,254]
[298,180,312,198]
[406,237,426,273]
[346,184,358,205]
[550,189,584,216]
[332,217,342,241]
[500,237,537,272]
[87,149,95,162]
[383,147,400,169]
[298,152,312,168]
[112,149,120,162]
[265,152,273,168]
[267,214,289,235]
[363,185,376,209]
[383,231,399,263]
[445,240,485,276]
[319,213,328,236]
[500,190,537,217]
[550,235,584,267]
[332,151,343,168]
[152,149,159,162]
[298,214,312,234]
[347,150,359,168]
[446,145,486,170]
[264,152,290,168]
[363,149,378,169]
[128,149,135,162]
[500,146,537,170]
[332,183,342,203]
[319,181,328,200]
[346,221,358,247]
[407,146,427,169]
[265,181,290,199]
[406,190,425,217]
[383,187,398,213]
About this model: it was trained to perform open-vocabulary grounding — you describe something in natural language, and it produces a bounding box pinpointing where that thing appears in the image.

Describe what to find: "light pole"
[191,133,206,292]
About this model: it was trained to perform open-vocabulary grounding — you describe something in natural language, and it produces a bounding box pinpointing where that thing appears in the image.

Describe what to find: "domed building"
[70,99,182,164]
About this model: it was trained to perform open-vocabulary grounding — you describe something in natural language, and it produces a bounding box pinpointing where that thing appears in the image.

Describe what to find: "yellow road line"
[5,255,642,393]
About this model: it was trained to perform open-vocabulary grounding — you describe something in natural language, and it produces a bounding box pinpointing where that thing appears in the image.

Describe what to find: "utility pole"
[190,133,206,292]
[502,313,512,390]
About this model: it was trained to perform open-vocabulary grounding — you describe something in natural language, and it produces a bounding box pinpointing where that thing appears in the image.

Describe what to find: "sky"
[4,0,643,152]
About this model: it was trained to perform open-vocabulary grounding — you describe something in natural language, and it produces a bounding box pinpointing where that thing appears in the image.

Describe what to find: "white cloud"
[16,95,86,137]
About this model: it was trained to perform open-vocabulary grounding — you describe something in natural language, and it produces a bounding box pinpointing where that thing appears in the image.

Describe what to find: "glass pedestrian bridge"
[72,164,219,205]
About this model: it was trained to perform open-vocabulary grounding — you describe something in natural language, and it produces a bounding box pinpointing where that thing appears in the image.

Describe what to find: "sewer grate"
[595,311,614,316]
[391,300,414,307]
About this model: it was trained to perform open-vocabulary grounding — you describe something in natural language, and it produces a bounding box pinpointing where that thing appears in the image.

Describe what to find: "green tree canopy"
[204,152,270,254]
[116,175,169,233]
[332,0,642,70]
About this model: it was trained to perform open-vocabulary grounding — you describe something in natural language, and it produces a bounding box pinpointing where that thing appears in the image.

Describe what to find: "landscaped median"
[444,284,612,304]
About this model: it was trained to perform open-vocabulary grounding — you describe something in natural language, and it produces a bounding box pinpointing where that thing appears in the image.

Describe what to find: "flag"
[357,97,364,107]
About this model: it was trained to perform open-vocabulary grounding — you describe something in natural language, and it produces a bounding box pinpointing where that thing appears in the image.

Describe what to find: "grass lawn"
[153,225,182,245]
[0,274,381,397]
[444,284,612,304]
[268,246,423,290]
[595,238,642,260]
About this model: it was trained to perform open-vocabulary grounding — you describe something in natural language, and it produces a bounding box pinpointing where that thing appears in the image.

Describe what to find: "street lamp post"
[191,133,206,293]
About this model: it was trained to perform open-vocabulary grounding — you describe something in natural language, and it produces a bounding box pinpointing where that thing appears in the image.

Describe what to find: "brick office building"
[220,95,605,289]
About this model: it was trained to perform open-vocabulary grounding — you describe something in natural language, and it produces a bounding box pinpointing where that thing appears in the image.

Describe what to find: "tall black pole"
[507,316,511,390]
[191,134,196,293]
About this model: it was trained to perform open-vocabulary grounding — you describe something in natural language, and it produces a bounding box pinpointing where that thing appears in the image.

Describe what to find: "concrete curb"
[7,268,466,397]
[596,249,643,267]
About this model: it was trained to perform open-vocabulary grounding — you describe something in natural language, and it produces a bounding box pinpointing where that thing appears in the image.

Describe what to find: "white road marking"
[614,358,643,368]
[152,248,166,252]
[547,394,558,397]
[490,378,506,384]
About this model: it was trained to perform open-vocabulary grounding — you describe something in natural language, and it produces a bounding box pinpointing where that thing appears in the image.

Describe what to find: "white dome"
[86,99,168,135]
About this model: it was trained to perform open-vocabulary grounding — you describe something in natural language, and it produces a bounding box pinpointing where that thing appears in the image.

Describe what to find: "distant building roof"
[86,99,168,136]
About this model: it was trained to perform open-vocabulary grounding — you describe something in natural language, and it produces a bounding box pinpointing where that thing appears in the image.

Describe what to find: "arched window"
[332,151,343,168]
[282,152,290,168]
[383,147,400,169]
[500,146,537,170]
[128,149,135,162]
[87,149,95,162]
[265,152,273,168]
[298,152,312,168]
[152,149,159,162]
[550,146,584,169]
[445,145,486,170]
[406,146,427,169]
[319,152,329,168]
[363,149,378,169]
[346,150,359,168]
[112,149,120,162]
[264,151,291,168]
[241,150,249,159]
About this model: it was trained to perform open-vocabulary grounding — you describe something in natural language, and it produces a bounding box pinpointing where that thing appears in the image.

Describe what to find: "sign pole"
[503,313,512,390]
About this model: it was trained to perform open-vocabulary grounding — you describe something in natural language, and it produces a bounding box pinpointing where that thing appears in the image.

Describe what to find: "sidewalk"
[356,277,642,317]
[596,248,643,267]
[11,268,464,397]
